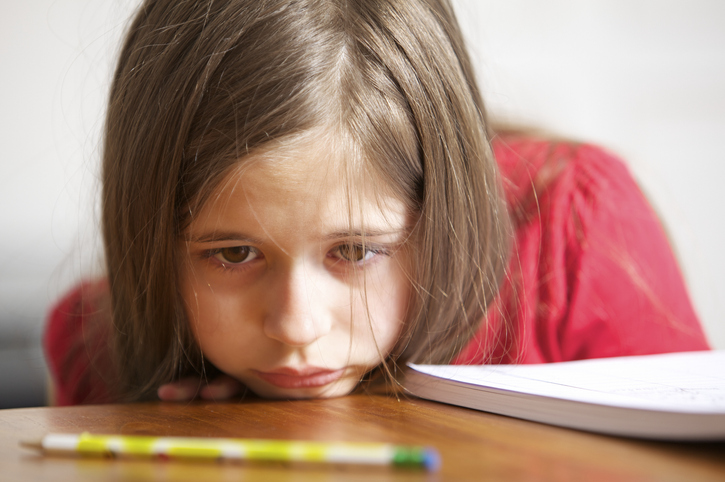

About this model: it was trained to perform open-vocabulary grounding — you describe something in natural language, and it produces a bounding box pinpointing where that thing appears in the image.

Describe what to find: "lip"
[254,367,345,389]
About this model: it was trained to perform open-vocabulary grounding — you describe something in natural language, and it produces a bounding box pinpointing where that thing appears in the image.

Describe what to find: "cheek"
[179,262,240,344]
[179,259,208,333]
[179,268,262,374]
[359,265,412,353]
[180,273,215,344]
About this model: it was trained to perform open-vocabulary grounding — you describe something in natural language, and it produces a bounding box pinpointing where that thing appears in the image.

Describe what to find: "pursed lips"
[253,367,346,389]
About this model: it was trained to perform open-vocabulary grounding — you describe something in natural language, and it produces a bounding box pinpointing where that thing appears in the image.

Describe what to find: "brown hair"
[102,0,511,400]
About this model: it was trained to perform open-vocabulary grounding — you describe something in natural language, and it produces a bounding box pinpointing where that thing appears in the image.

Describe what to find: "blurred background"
[1,0,723,408]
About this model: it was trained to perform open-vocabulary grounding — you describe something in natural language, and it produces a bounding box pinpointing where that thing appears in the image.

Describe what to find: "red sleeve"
[455,137,710,365]
[44,280,115,405]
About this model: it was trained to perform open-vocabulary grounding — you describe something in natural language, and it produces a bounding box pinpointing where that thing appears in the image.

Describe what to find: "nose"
[263,264,333,347]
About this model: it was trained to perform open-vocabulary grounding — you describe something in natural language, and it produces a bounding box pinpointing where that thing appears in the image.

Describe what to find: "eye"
[212,246,259,265]
[334,244,380,263]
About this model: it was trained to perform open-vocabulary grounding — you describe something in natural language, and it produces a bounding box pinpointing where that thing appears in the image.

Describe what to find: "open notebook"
[405,350,725,441]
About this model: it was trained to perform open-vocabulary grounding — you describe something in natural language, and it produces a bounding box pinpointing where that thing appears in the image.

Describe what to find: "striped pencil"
[21,432,440,471]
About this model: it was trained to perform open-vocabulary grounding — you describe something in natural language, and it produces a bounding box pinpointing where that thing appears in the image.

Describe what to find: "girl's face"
[179,139,413,399]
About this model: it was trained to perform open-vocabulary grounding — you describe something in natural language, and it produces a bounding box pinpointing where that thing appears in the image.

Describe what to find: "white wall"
[0,1,133,346]
[0,1,723,350]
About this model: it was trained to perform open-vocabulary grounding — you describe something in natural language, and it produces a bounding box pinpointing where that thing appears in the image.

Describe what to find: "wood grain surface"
[1,394,723,481]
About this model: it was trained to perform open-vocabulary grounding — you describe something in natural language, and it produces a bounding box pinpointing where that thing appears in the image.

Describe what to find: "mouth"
[254,367,346,389]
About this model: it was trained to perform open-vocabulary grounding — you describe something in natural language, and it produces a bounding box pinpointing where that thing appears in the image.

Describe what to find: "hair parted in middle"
[101,0,511,400]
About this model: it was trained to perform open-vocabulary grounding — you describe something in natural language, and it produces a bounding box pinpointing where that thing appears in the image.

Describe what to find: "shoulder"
[491,133,651,251]
[46,280,109,344]
[491,132,635,213]
[48,279,108,316]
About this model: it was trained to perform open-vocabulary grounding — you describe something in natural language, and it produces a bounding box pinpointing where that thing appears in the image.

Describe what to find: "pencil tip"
[19,440,42,451]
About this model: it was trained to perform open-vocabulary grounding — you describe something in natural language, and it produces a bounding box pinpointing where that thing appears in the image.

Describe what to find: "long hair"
[102,0,511,400]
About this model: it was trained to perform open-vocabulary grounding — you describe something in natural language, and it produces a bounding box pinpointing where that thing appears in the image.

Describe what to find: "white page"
[408,350,725,413]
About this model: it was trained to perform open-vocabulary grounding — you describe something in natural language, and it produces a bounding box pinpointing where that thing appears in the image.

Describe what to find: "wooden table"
[1,394,723,481]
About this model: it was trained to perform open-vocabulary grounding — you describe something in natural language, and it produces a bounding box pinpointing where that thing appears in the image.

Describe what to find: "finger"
[157,377,201,401]
[199,375,243,400]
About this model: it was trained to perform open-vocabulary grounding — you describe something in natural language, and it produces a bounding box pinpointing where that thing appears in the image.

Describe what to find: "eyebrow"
[322,228,408,241]
[185,231,264,244]
[186,228,407,244]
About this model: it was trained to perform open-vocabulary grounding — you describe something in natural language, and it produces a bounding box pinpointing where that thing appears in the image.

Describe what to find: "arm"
[44,280,114,405]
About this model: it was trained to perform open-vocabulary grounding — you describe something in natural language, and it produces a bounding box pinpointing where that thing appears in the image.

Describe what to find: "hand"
[157,374,244,402]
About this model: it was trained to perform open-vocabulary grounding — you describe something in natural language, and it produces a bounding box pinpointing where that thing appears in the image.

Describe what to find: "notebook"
[405,350,725,440]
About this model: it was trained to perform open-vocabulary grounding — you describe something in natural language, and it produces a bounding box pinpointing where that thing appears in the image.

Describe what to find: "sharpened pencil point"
[19,440,43,451]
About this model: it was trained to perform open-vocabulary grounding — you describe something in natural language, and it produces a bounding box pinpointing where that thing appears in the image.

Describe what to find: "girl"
[45,0,709,405]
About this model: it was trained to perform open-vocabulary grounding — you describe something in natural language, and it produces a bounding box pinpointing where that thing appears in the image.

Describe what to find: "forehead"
[188,134,410,237]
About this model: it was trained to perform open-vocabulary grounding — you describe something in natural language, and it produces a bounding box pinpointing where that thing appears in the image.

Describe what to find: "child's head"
[178,131,413,398]
[102,0,510,400]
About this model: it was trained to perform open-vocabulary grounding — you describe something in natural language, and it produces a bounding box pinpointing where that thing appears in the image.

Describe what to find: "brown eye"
[337,245,365,262]
[215,246,258,264]
[335,244,378,263]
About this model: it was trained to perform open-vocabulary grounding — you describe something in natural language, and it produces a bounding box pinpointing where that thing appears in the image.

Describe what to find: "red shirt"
[455,135,709,364]
[45,137,710,405]
[44,279,113,405]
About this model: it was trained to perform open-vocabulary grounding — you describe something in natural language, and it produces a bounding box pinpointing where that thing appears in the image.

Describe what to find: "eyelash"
[202,243,390,272]
[204,246,261,272]
[329,244,389,264]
